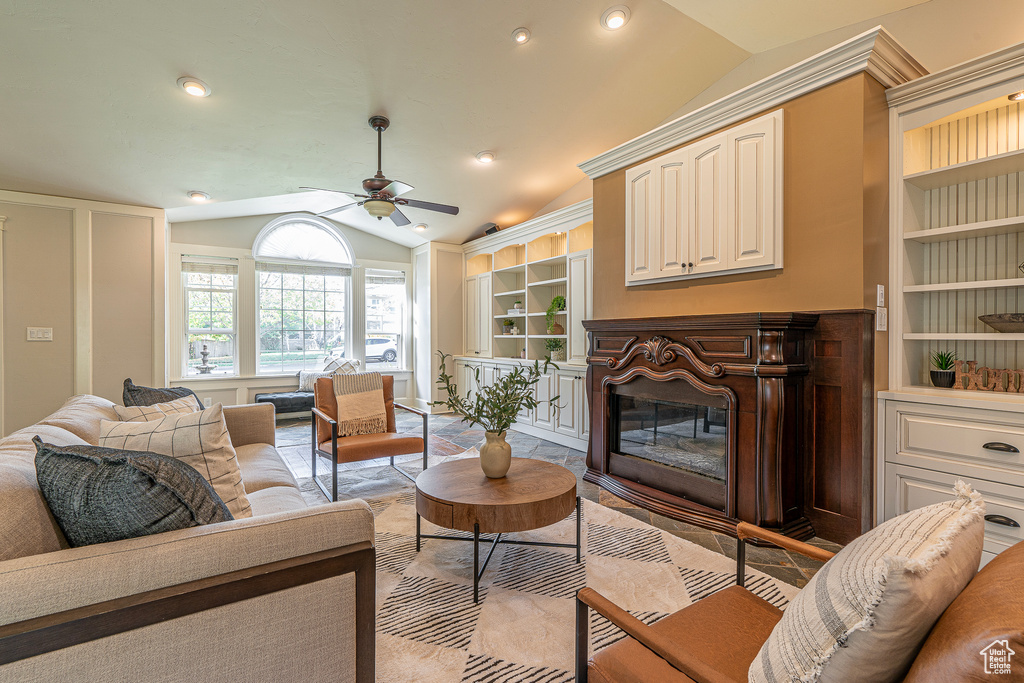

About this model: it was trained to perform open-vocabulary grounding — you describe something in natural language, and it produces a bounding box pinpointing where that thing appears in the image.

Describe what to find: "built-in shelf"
[492,356,528,362]
[527,254,567,267]
[493,263,526,274]
[494,289,526,297]
[495,334,525,339]
[904,277,1024,293]
[904,333,1024,341]
[495,313,525,318]
[527,311,566,317]
[530,334,568,339]
[903,148,1024,190]
[904,215,1024,243]
[528,277,567,287]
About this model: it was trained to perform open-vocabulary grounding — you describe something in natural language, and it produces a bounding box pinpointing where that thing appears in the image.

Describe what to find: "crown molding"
[886,41,1024,109]
[577,26,926,179]
[462,198,593,255]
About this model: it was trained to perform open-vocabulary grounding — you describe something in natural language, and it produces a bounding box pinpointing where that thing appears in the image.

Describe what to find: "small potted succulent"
[502,318,515,334]
[546,295,566,334]
[433,352,558,478]
[930,349,957,388]
[545,337,566,362]
[513,300,523,311]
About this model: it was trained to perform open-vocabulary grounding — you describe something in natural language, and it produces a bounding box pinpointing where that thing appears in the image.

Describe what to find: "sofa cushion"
[33,437,232,547]
[235,443,299,492]
[246,485,308,516]
[99,404,252,519]
[122,378,200,408]
[113,394,201,422]
[0,425,87,561]
[904,540,1024,681]
[749,482,985,683]
[37,394,119,445]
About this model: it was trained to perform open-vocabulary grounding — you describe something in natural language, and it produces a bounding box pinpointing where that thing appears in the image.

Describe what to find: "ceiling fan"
[302,116,460,226]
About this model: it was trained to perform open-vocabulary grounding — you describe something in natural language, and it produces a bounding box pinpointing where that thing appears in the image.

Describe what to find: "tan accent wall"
[91,213,159,402]
[0,202,76,432]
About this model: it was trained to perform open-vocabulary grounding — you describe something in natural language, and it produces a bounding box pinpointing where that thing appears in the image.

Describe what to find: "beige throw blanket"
[333,371,387,436]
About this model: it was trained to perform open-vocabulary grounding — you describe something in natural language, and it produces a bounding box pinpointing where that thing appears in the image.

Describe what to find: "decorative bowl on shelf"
[978,313,1024,333]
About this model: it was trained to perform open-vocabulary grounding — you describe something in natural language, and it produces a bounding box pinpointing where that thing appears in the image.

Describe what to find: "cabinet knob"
[687,262,693,269]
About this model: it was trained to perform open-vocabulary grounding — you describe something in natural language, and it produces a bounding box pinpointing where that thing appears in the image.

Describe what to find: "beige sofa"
[0,395,375,683]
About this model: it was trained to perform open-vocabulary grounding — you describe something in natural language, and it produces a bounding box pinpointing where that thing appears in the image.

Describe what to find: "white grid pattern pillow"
[99,404,252,519]
[749,482,984,683]
[113,394,201,422]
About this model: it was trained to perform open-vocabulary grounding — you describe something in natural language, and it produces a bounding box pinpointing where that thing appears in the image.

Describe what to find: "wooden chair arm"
[575,588,734,683]
[736,522,836,562]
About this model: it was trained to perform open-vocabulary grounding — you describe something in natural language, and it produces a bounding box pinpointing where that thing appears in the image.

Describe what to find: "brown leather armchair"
[311,374,428,501]
[575,522,835,683]
[576,525,1024,682]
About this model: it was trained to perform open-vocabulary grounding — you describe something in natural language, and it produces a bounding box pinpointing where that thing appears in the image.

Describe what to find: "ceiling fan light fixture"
[476,151,496,164]
[601,6,630,30]
[177,76,211,97]
[512,27,531,44]
[364,199,396,220]
[187,190,210,201]
[1009,90,1024,102]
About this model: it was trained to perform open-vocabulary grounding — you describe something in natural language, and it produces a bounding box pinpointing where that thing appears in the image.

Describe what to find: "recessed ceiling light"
[1009,91,1024,102]
[414,224,427,232]
[177,76,211,98]
[476,151,496,164]
[601,5,630,30]
[511,27,531,45]
[187,190,210,201]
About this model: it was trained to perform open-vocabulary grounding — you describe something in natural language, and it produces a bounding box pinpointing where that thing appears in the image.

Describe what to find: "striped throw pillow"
[113,394,201,422]
[749,482,985,683]
[99,404,252,519]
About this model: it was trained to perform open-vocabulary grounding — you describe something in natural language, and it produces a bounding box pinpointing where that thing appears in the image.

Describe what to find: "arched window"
[253,215,353,374]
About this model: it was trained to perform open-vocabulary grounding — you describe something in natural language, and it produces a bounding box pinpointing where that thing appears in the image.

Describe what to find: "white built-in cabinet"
[625,109,783,285]
[464,272,491,357]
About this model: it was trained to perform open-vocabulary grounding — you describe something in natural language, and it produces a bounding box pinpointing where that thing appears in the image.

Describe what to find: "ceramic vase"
[930,370,956,388]
[480,430,512,478]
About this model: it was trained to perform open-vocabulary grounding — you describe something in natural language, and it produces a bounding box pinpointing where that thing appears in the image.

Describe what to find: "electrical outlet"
[876,307,888,332]
[26,327,52,341]
[876,284,885,307]
[203,397,212,408]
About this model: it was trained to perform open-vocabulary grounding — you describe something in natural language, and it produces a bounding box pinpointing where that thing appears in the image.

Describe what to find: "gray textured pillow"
[33,436,232,547]
[122,377,200,407]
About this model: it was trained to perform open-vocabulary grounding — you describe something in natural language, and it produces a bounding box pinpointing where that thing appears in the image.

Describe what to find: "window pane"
[211,292,232,311]
[364,270,405,370]
[282,273,303,289]
[187,334,235,376]
[183,271,237,377]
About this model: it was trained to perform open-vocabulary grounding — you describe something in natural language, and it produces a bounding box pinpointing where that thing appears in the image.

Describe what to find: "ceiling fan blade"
[382,180,414,197]
[399,198,460,215]
[300,186,369,198]
[317,202,363,218]
[390,206,412,226]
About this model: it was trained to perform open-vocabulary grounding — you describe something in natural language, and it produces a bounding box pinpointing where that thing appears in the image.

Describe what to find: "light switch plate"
[26,327,52,341]
[876,284,885,307]
[876,307,887,332]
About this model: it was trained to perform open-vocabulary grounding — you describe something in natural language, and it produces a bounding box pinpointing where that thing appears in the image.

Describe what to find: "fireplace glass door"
[609,376,732,512]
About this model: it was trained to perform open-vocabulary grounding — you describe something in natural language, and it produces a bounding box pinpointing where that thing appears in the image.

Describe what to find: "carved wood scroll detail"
[605,335,726,377]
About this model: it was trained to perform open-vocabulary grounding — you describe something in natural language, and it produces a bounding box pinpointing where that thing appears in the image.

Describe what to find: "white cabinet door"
[656,156,690,277]
[532,370,556,429]
[477,274,492,358]
[465,276,479,355]
[554,372,578,438]
[567,249,593,364]
[690,135,727,275]
[624,163,655,281]
[481,363,497,389]
[726,110,782,270]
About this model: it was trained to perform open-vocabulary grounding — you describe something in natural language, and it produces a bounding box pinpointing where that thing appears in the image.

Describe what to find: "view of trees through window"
[184,267,236,376]
[364,269,405,370]
[258,268,348,374]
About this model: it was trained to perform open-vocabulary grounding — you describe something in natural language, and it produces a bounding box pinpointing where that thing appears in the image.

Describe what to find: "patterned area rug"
[297,457,799,682]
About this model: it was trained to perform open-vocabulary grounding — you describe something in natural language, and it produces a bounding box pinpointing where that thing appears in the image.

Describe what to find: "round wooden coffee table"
[415,457,580,602]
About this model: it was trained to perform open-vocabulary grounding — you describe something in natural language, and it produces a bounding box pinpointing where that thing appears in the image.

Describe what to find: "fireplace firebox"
[584,313,818,539]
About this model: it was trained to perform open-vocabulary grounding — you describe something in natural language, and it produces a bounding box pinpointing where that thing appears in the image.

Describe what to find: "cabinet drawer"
[885,463,1024,562]
[891,403,1024,480]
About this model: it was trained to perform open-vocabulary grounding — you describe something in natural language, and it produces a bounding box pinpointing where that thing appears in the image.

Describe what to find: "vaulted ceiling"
[0,0,951,247]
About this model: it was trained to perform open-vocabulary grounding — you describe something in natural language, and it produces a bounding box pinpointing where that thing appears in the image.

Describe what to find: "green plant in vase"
[545,337,566,362]
[545,295,566,333]
[433,351,559,478]
[929,349,957,388]
[502,318,515,334]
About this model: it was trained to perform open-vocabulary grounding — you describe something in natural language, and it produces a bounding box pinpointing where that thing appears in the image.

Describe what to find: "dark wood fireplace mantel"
[584,313,820,539]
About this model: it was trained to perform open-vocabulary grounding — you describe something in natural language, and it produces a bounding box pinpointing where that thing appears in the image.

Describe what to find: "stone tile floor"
[275,412,841,588]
